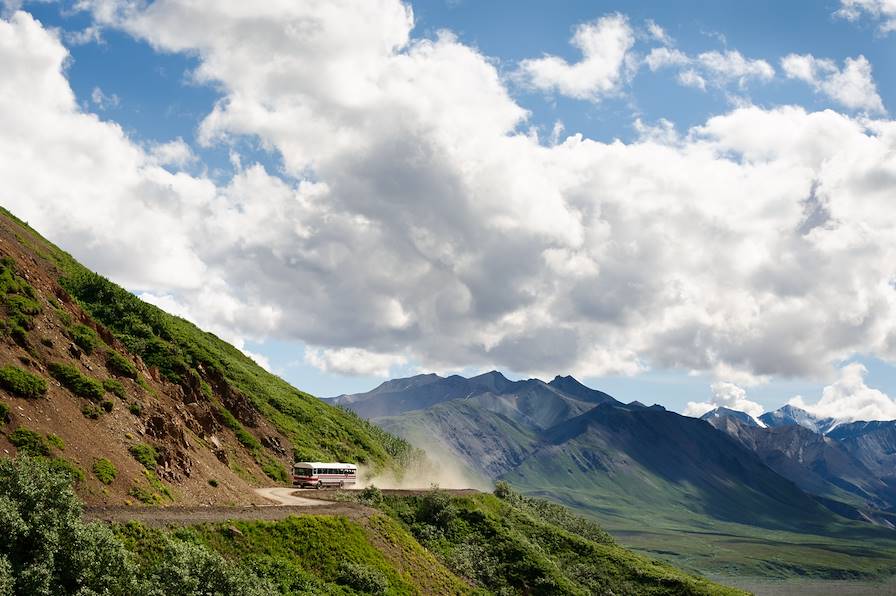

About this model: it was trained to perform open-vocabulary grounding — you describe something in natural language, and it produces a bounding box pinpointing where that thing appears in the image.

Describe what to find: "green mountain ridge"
[338,372,896,580]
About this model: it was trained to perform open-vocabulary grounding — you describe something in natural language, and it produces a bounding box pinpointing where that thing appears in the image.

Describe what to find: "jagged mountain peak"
[701,406,763,428]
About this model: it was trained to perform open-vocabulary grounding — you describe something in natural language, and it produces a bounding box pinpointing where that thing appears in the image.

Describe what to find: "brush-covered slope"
[336,485,746,595]
[0,206,415,504]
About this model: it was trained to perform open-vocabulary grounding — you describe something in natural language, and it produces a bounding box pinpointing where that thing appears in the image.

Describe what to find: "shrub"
[81,404,101,419]
[40,337,53,348]
[149,539,273,595]
[128,484,161,505]
[129,443,159,470]
[46,433,65,451]
[207,478,219,487]
[106,351,137,379]
[360,485,383,505]
[101,399,114,413]
[68,324,99,355]
[337,561,389,594]
[9,427,49,456]
[103,378,125,399]
[0,402,8,424]
[0,365,46,398]
[45,457,84,484]
[0,457,138,595]
[494,480,512,499]
[93,458,117,485]
[49,363,104,401]
[128,402,142,416]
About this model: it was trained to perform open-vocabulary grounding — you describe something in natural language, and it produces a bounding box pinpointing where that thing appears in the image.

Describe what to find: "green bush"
[148,538,273,594]
[49,362,104,401]
[337,561,389,594]
[207,478,219,488]
[0,457,138,595]
[0,402,8,424]
[129,443,159,470]
[81,403,101,419]
[128,402,142,416]
[46,433,65,451]
[101,399,114,413]
[106,350,137,379]
[93,458,117,485]
[0,365,46,398]
[360,485,383,505]
[103,378,125,398]
[45,457,84,484]
[68,323,99,355]
[9,427,50,456]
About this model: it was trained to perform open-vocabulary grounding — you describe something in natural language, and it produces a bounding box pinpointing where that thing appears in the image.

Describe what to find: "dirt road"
[84,487,480,527]
[253,487,330,505]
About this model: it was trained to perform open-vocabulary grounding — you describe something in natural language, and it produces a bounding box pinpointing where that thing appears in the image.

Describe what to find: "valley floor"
[713,576,896,595]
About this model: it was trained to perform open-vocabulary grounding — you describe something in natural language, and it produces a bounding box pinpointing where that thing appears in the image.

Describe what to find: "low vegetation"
[0,457,269,595]
[54,259,419,472]
[0,365,46,398]
[49,362,104,401]
[103,377,126,398]
[0,257,41,347]
[128,443,160,471]
[93,458,117,484]
[68,323,99,355]
[106,349,138,378]
[337,485,744,595]
[8,427,50,456]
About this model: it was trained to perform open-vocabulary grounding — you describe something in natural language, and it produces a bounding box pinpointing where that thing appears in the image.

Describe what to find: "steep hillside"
[0,206,416,505]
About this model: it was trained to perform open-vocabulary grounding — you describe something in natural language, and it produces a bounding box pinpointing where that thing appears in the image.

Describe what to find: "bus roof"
[294,462,357,469]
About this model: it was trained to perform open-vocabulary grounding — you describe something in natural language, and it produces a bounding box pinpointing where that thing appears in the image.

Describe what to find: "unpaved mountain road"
[253,487,331,505]
[84,488,480,527]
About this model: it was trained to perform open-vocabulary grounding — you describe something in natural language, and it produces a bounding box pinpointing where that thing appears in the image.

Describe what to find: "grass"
[92,458,117,484]
[512,481,896,581]
[0,365,47,398]
[129,443,160,470]
[49,362,104,401]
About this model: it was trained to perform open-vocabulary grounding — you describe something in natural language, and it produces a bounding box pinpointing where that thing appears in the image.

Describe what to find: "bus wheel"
[316,481,322,490]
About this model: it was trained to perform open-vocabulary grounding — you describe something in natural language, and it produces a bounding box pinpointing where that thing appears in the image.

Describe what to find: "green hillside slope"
[0,204,416,504]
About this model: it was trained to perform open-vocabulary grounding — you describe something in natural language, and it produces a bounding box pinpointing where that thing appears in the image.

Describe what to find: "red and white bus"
[293,462,358,489]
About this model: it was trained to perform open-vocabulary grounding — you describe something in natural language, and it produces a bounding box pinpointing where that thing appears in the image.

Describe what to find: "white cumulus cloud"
[6,4,896,388]
[517,13,634,101]
[836,0,896,33]
[684,381,765,419]
[789,363,896,422]
[781,53,885,113]
[646,47,774,91]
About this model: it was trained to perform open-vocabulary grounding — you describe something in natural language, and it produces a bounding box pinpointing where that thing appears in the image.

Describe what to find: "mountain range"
[333,371,896,577]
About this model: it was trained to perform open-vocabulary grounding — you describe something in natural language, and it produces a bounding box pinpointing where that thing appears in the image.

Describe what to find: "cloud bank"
[4,3,896,386]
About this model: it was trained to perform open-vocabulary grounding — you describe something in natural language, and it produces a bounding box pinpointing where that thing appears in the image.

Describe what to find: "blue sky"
[5,0,896,418]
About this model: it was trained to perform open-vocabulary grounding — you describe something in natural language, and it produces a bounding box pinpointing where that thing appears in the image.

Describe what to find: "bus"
[293,462,358,489]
